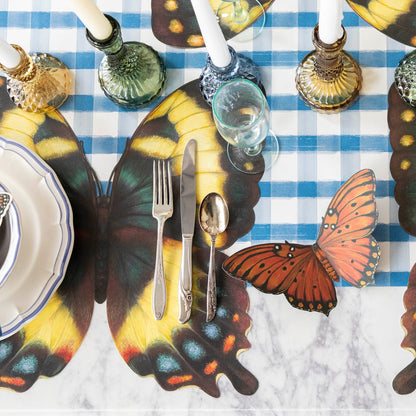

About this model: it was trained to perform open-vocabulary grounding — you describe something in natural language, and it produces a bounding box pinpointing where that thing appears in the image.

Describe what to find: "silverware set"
[151,139,228,323]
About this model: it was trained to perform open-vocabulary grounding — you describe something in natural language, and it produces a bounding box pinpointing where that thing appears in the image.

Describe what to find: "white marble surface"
[0,286,414,415]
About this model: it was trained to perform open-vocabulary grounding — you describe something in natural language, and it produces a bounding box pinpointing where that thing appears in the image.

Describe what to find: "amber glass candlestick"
[86,15,166,110]
[296,25,362,113]
[0,45,70,113]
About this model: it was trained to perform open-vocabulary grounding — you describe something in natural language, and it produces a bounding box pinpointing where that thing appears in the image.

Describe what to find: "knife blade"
[178,139,197,323]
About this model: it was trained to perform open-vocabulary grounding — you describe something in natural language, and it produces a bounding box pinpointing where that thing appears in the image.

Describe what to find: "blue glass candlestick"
[199,46,264,106]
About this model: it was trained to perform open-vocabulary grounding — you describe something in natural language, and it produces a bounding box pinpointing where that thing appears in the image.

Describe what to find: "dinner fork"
[152,159,173,320]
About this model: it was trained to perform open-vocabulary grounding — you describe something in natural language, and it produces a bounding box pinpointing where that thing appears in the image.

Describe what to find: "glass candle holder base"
[216,0,266,42]
[0,45,71,113]
[200,46,264,106]
[227,130,279,175]
[296,25,362,113]
[87,15,166,110]
[395,49,416,107]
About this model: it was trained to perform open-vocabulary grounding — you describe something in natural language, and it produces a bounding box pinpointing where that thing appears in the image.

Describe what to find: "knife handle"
[178,235,193,323]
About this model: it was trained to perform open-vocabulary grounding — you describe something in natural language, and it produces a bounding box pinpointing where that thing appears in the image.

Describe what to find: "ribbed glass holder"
[199,46,264,106]
[86,15,166,110]
[395,49,416,107]
[295,25,362,113]
[0,45,71,113]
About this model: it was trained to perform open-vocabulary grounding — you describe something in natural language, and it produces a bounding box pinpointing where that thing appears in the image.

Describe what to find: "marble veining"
[0,288,412,414]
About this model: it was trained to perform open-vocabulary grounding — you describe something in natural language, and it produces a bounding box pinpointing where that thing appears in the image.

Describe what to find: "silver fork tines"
[152,159,173,320]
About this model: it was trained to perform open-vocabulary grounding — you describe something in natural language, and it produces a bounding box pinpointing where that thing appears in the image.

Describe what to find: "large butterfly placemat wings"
[389,83,416,236]
[151,0,275,48]
[389,83,416,395]
[223,169,380,316]
[393,263,416,395]
[0,77,261,397]
[346,0,416,46]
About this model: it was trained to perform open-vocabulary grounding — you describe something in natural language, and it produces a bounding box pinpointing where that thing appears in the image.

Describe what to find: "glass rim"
[212,78,266,131]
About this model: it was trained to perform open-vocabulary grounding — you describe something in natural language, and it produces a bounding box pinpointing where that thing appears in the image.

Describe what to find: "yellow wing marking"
[22,293,83,356]
[0,109,46,152]
[349,0,413,31]
[131,136,177,159]
[115,238,205,355]
[45,110,68,125]
[35,137,79,160]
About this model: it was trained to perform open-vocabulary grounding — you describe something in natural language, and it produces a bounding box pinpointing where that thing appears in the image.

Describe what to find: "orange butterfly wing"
[223,243,337,315]
[283,252,337,316]
[316,169,380,287]
[223,169,379,315]
[223,243,314,294]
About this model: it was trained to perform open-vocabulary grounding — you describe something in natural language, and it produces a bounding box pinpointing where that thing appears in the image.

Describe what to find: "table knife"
[178,139,196,324]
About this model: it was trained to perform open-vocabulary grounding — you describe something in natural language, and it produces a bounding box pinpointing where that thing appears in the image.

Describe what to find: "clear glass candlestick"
[199,46,264,106]
[86,15,166,110]
[216,0,265,42]
[295,25,362,113]
[0,45,71,113]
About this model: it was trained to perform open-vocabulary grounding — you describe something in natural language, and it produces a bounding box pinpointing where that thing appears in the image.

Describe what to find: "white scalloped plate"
[0,137,74,340]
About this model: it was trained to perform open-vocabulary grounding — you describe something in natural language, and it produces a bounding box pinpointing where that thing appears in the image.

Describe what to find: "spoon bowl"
[199,192,229,321]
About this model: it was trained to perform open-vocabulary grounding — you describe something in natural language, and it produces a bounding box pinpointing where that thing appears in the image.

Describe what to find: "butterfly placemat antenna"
[223,169,381,316]
[0,77,261,397]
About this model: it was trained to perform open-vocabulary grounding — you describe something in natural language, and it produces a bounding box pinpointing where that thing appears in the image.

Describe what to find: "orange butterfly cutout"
[223,169,380,315]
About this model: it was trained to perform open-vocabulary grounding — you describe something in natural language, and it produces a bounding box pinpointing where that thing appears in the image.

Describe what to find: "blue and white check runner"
[0,0,412,287]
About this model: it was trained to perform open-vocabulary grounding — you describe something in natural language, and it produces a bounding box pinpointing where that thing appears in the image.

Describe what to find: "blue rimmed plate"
[0,137,73,340]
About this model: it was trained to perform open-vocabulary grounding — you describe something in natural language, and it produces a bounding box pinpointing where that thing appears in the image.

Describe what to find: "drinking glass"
[212,78,279,175]
[216,0,265,42]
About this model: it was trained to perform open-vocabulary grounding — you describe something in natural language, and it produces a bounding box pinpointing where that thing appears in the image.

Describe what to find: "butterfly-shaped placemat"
[223,169,380,316]
[0,77,261,397]
[388,83,416,236]
[151,0,275,48]
[346,0,416,47]
[393,262,416,394]
[389,83,416,395]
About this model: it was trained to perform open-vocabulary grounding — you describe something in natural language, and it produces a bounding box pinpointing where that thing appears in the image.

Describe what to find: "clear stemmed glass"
[212,78,279,175]
[216,0,266,42]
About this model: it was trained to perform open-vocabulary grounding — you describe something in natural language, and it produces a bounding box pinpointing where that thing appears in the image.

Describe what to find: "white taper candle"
[69,0,113,40]
[319,0,343,44]
[190,0,231,68]
[0,38,21,69]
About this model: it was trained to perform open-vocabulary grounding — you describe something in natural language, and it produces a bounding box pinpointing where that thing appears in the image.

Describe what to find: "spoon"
[199,192,229,322]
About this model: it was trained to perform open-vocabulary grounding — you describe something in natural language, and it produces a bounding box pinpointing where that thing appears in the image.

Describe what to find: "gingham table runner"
[0,0,412,288]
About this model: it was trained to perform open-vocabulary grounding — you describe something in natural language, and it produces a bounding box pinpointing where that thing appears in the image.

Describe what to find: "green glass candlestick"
[86,15,166,110]
[296,25,362,113]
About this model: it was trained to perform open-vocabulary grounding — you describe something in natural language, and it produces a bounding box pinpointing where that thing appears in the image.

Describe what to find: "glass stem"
[232,1,249,24]
[244,144,262,157]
